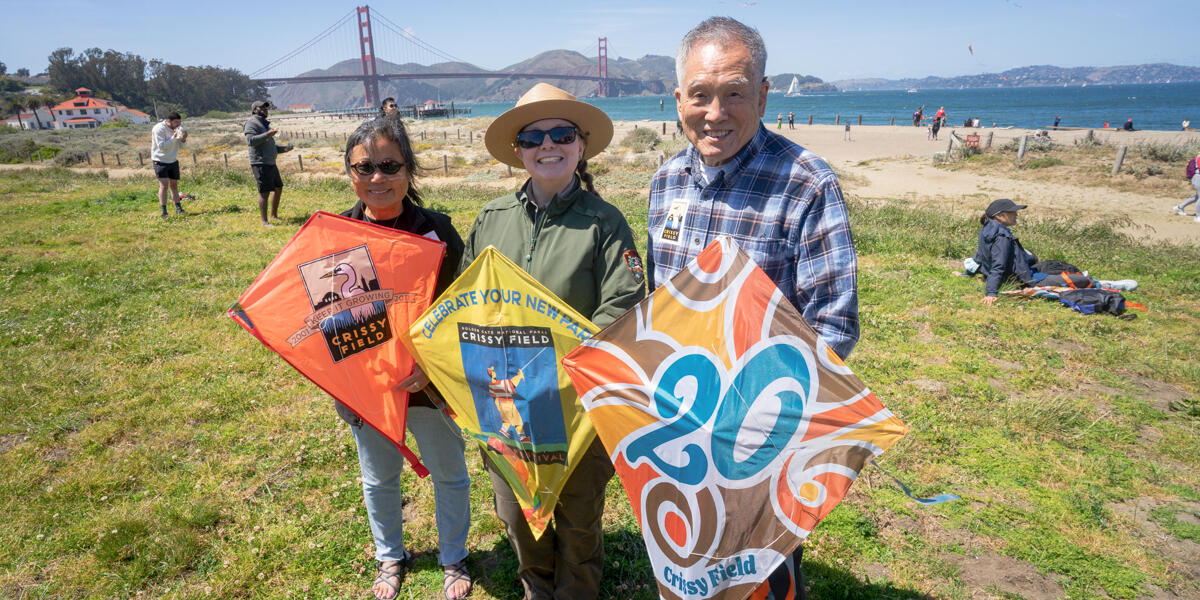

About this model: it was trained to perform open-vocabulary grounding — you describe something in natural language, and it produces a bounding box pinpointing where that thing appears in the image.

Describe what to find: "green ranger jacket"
[460,180,646,329]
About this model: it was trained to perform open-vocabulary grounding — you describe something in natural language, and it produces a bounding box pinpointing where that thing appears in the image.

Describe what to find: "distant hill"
[832,63,1200,91]
[768,73,839,93]
[267,51,677,110]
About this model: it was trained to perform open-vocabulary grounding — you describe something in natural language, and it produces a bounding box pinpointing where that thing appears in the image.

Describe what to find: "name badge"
[660,197,689,242]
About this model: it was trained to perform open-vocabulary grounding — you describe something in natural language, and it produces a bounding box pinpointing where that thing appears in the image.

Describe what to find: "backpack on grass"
[1032,260,1080,275]
[1058,289,1141,319]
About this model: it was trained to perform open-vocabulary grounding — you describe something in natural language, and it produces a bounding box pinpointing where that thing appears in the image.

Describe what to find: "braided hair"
[576,159,597,194]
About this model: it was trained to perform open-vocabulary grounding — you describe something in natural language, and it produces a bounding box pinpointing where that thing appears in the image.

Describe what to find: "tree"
[27,98,43,129]
[43,96,58,128]
[0,61,6,76]
[15,68,29,78]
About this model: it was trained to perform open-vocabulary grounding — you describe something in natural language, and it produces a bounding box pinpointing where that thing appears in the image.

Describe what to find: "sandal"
[442,559,472,600]
[372,555,409,600]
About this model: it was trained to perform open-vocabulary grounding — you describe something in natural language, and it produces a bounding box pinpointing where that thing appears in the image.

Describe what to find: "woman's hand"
[394,364,430,393]
[981,296,997,306]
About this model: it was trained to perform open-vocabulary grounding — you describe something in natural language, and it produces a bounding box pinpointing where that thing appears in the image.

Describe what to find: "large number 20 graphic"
[625,344,811,485]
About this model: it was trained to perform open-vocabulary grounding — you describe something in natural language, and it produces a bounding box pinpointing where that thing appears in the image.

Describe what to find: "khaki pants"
[484,437,614,600]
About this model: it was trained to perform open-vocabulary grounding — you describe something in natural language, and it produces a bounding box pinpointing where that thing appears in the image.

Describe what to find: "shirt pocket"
[727,234,794,291]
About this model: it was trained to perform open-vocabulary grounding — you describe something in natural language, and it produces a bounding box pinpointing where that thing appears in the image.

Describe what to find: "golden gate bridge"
[250,5,640,107]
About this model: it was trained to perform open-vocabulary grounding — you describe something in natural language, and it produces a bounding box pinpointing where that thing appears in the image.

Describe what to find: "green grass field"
[0,165,1197,600]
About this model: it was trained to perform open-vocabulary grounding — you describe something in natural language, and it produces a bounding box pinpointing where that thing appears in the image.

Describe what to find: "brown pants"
[485,437,614,600]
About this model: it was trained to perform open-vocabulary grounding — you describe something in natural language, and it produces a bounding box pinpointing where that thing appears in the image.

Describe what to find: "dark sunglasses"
[515,126,579,149]
[350,160,406,176]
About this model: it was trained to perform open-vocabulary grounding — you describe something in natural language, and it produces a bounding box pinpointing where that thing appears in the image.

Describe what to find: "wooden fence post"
[1112,145,1127,175]
[298,154,304,171]
[223,153,228,167]
[835,114,840,125]
[1017,136,1028,160]
[662,122,666,134]
[858,115,863,126]
[192,152,197,166]
[138,152,144,167]
[443,155,448,175]
[85,151,91,165]
[507,165,512,177]
[946,137,954,156]
[808,115,813,125]
[115,153,121,166]
[986,132,994,149]
[100,152,106,166]
[890,117,895,126]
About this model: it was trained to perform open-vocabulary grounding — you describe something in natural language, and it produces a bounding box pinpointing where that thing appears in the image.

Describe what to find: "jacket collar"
[516,176,581,218]
[684,123,768,188]
[349,196,426,232]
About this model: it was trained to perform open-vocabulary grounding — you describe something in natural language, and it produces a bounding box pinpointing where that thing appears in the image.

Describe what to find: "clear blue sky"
[1,0,1195,83]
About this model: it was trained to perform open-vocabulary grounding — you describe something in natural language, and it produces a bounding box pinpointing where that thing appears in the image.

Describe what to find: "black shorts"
[153,160,180,180]
[251,164,284,193]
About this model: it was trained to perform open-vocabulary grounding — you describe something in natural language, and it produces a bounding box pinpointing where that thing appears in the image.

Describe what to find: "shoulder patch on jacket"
[623,249,645,285]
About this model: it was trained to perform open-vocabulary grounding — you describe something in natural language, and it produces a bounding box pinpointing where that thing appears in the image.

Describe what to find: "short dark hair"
[166,112,182,121]
[381,97,396,109]
[344,117,423,205]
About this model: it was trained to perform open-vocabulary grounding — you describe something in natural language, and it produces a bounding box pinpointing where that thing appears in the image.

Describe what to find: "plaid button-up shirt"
[647,124,860,358]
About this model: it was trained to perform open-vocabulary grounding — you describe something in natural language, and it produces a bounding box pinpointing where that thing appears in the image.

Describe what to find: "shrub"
[620,128,660,152]
[1138,143,1200,164]
[54,149,88,166]
[0,123,18,135]
[1023,157,1065,169]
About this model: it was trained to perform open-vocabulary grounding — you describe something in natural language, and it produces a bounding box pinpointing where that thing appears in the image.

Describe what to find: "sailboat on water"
[784,76,803,97]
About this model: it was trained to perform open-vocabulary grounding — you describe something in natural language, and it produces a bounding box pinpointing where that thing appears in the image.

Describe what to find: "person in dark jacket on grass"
[962,198,1137,305]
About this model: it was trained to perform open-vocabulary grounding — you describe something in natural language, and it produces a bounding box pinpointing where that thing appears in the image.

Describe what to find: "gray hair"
[675,17,767,89]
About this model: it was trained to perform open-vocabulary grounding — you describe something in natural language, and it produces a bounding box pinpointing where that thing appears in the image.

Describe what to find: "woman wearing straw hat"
[462,83,645,600]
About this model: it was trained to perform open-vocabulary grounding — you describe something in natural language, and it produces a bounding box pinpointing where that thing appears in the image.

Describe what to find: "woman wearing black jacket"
[966,199,1136,305]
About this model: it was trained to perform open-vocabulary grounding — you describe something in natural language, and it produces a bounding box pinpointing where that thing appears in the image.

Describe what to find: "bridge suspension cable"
[370,9,471,66]
[249,7,357,78]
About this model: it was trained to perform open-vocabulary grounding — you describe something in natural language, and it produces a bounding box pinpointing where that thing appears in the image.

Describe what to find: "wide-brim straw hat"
[484,83,613,168]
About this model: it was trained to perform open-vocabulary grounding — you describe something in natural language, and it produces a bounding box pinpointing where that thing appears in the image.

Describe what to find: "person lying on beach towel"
[956,199,1137,305]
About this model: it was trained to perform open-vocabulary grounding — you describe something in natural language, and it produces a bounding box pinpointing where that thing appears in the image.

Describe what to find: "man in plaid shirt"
[646,17,860,599]
[647,16,859,360]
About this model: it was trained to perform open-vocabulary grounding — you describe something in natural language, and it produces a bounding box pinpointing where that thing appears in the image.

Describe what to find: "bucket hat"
[484,83,613,168]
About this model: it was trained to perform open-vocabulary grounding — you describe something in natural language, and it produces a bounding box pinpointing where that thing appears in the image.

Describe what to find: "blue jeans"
[349,405,471,565]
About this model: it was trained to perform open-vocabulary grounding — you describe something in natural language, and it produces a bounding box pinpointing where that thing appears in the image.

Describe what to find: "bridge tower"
[357,5,380,107]
[597,37,608,98]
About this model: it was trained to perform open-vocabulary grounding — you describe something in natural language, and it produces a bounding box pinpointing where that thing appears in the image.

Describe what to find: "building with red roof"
[47,88,150,128]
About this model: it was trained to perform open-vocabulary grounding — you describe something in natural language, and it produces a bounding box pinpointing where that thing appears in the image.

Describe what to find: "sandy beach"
[613,120,1200,245]
[7,114,1198,244]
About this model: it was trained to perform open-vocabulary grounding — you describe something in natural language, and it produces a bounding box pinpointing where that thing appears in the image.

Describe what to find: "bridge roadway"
[255,72,640,85]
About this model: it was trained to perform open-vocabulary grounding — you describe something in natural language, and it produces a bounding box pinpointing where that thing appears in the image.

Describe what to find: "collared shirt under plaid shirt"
[646,124,860,358]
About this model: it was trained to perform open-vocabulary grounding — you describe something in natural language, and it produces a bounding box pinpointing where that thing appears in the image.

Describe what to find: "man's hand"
[981,296,997,306]
[266,128,278,137]
[179,131,188,142]
[394,364,430,393]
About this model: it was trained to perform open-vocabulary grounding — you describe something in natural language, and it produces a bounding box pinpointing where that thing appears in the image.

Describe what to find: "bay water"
[461,82,1200,132]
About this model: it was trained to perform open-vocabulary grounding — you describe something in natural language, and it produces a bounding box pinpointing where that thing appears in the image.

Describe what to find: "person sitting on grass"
[958,199,1137,306]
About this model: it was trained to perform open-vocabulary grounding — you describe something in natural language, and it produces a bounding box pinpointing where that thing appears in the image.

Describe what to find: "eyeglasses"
[350,160,406,176]
[515,126,579,149]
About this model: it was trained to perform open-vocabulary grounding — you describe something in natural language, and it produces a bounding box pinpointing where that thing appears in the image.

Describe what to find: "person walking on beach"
[150,111,187,219]
[844,122,851,142]
[1053,115,1061,128]
[931,116,941,140]
[649,17,859,599]
[777,112,783,129]
[244,100,293,227]
[1171,152,1200,221]
[788,111,795,129]
[935,106,946,127]
[913,105,924,127]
